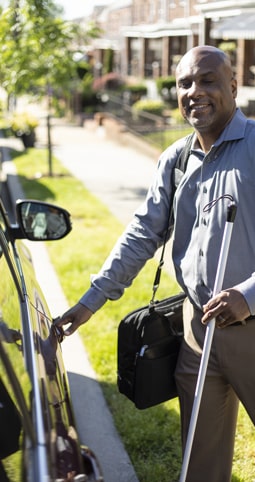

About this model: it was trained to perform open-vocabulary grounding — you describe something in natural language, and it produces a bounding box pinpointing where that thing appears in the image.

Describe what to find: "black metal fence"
[100,93,190,150]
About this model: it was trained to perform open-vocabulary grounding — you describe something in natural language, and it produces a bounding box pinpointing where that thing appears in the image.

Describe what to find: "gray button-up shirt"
[80,108,255,315]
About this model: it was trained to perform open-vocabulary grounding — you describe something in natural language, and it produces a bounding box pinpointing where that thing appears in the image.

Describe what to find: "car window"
[0,220,32,481]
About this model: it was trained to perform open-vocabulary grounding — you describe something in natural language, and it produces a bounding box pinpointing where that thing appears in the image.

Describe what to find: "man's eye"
[178,81,191,89]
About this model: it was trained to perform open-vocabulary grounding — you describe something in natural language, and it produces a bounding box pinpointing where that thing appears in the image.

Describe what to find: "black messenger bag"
[117,292,185,409]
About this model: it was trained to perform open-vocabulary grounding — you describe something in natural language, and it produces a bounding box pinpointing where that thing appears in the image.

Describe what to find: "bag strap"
[150,132,194,303]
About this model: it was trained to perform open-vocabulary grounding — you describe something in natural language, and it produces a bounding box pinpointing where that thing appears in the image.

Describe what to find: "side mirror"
[15,200,72,241]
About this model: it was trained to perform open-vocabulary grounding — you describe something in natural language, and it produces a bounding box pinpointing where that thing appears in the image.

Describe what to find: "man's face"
[176,49,237,136]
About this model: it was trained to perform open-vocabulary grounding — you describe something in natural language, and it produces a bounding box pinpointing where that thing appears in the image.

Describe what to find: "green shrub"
[156,76,177,106]
[132,99,164,116]
[156,76,176,94]
[121,83,148,104]
[218,41,236,53]
[124,84,147,95]
[103,48,114,74]
[9,112,39,135]
[170,108,186,124]
[76,60,91,80]
[0,117,11,130]
[0,99,5,113]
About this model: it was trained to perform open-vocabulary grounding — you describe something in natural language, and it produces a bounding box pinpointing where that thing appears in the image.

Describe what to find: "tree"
[1,1,75,98]
[0,0,100,99]
[0,0,100,174]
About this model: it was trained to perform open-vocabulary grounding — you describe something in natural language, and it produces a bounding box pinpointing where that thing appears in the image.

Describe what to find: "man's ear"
[231,77,238,99]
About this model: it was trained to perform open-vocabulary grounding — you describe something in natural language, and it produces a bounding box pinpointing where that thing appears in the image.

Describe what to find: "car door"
[15,239,86,481]
[0,200,103,481]
[0,208,43,482]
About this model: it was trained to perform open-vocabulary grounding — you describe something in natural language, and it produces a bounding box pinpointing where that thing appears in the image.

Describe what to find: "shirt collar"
[190,107,247,153]
[214,108,247,146]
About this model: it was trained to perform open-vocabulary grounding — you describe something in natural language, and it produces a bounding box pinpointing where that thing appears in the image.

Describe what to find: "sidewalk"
[36,117,160,225]
[1,118,176,482]
[36,117,175,276]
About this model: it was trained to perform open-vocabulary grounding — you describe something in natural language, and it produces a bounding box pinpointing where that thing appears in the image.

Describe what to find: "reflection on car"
[16,200,72,241]
[0,198,103,482]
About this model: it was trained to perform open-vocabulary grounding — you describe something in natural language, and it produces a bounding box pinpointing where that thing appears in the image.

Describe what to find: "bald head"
[176,45,233,79]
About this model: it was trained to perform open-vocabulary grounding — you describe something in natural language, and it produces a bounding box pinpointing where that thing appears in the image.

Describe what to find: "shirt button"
[203,186,207,193]
[199,249,204,256]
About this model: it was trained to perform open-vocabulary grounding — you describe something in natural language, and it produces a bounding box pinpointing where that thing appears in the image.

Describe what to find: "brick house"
[89,0,255,87]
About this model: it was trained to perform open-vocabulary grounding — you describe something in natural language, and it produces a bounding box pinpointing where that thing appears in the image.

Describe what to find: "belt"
[232,315,255,327]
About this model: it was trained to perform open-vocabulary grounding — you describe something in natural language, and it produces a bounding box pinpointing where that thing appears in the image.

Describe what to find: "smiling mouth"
[190,103,210,112]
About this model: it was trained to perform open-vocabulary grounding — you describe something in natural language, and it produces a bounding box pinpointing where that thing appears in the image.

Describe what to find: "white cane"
[179,202,237,482]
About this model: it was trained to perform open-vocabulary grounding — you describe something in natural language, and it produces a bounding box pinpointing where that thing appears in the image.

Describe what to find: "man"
[55,46,255,481]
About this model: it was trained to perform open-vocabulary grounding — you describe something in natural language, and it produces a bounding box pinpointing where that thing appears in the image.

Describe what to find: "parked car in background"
[0,191,103,482]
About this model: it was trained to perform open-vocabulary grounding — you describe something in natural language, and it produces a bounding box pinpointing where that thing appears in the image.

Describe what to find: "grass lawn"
[12,144,255,482]
[146,126,193,151]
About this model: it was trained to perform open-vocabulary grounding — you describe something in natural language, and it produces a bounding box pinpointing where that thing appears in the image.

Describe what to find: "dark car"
[0,191,103,482]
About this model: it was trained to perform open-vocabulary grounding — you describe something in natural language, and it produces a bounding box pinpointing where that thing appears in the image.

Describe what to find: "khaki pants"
[175,298,255,482]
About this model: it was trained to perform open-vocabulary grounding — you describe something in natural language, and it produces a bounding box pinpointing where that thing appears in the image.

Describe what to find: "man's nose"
[187,81,204,97]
